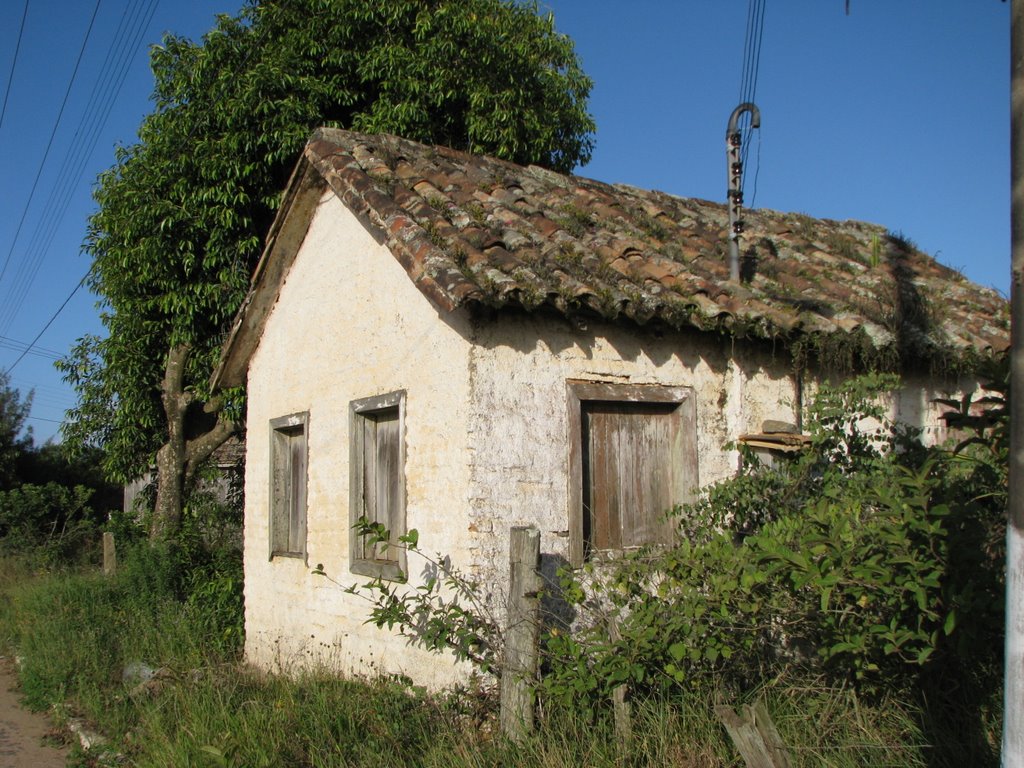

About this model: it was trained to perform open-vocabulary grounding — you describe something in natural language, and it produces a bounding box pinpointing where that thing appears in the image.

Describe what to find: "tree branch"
[183,412,239,486]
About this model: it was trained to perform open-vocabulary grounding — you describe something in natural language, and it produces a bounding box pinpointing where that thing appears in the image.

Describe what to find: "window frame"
[566,381,698,567]
[349,390,407,581]
[268,411,309,561]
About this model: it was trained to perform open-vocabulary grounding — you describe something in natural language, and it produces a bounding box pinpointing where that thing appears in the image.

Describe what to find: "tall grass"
[0,548,997,767]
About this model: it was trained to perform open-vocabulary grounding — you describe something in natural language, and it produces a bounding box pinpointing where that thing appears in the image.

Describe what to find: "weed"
[870,233,883,268]
[658,242,684,262]
[887,229,918,252]
[791,213,817,240]
[423,221,447,249]
[464,202,488,226]
[555,203,593,238]
[426,195,449,216]
[634,210,669,241]
[823,231,857,261]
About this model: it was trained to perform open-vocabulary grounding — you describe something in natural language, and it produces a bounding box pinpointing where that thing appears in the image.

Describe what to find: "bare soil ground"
[0,663,68,768]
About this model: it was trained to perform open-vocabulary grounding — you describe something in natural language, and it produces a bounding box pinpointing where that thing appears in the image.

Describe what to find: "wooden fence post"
[102,532,116,576]
[607,619,632,747]
[500,525,542,741]
[715,700,793,768]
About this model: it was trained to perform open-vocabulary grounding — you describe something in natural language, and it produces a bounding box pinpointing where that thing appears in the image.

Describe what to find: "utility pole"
[1006,0,1024,763]
[726,102,760,282]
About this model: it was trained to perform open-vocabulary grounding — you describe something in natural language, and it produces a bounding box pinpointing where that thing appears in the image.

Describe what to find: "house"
[211,127,1008,688]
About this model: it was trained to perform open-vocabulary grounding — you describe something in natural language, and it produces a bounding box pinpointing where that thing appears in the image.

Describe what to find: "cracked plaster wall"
[461,315,798,593]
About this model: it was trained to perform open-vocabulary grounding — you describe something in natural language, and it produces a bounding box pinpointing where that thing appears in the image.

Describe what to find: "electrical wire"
[6,1,276,393]
[750,125,763,209]
[0,0,30,133]
[0,0,103,290]
[0,0,159,336]
[0,335,63,360]
[3,273,87,374]
[735,0,766,201]
[0,0,152,334]
[25,415,64,425]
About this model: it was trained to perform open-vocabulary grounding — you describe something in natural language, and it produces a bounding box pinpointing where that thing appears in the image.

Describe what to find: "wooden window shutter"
[350,391,407,580]
[582,401,678,551]
[567,382,698,566]
[269,412,309,560]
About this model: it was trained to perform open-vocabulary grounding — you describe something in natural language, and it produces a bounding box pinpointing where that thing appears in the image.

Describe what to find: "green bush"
[185,547,244,656]
[542,374,1004,707]
[0,483,101,566]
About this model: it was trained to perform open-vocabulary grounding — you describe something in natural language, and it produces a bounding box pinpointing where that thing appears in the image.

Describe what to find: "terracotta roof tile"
[302,128,1008,369]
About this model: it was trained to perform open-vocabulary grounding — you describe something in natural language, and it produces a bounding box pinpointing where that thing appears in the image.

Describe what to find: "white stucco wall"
[244,190,476,687]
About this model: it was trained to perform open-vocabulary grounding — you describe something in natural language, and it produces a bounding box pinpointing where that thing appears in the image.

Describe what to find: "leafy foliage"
[332,373,1005,738]
[0,370,32,491]
[316,517,501,673]
[541,374,1005,707]
[0,483,99,566]
[0,555,978,767]
[60,0,595,494]
[0,374,120,565]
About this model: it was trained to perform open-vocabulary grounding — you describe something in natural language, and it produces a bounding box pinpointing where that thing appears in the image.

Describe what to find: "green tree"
[0,371,32,491]
[59,0,595,539]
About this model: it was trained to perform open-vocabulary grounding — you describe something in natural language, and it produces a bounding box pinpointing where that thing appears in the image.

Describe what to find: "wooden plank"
[375,409,400,563]
[585,402,678,552]
[715,701,793,768]
[269,413,308,558]
[584,406,614,550]
[289,430,306,553]
[567,380,692,404]
[361,416,377,560]
[568,383,698,564]
[270,429,289,555]
[349,394,406,580]
[607,618,632,748]
[567,384,585,566]
[500,526,542,741]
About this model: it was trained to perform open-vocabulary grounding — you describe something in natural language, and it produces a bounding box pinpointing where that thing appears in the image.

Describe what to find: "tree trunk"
[151,442,185,540]
[149,344,237,541]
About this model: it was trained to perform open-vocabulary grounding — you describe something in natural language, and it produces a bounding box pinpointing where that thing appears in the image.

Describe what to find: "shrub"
[542,373,1004,705]
[0,483,101,566]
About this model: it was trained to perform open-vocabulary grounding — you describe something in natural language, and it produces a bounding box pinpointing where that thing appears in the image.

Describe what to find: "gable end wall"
[243,190,475,688]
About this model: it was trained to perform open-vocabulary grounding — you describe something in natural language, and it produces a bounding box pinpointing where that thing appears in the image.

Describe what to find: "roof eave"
[210,157,326,391]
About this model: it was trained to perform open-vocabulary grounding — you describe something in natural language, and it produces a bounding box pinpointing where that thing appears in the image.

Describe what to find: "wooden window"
[350,391,406,580]
[269,411,308,559]
[567,382,698,566]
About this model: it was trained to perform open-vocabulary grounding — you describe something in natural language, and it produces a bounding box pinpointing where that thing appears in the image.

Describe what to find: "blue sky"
[0,0,1011,442]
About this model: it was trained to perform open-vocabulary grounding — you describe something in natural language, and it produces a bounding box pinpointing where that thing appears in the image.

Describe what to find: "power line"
[0,0,29,133]
[3,273,87,374]
[25,415,64,425]
[0,335,62,360]
[0,0,159,336]
[735,0,766,204]
[0,0,102,289]
[8,2,280,391]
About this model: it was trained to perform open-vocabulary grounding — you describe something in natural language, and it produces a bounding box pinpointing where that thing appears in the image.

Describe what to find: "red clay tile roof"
[295,128,1010,371]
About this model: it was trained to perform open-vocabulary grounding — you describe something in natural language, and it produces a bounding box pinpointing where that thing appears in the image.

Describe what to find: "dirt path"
[0,664,69,768]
